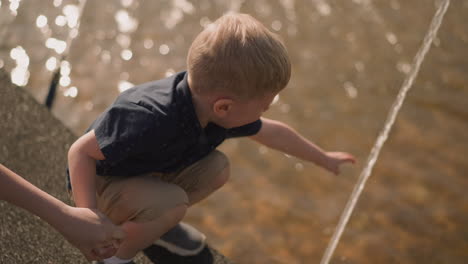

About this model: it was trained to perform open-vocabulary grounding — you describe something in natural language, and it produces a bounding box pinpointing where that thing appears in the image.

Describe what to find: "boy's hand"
[324,152,356,175]
[60,206,126,261]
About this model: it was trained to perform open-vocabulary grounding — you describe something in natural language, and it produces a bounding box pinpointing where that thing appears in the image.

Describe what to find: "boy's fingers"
[112,227,126,240]
[96,246,118,259]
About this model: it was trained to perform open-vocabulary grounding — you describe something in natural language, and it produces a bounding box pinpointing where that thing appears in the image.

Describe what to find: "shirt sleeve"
[226,119,262,138]
[93,103,159,165]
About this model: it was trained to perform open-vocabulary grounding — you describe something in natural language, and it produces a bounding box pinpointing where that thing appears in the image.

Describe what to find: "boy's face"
[214,92,277,128]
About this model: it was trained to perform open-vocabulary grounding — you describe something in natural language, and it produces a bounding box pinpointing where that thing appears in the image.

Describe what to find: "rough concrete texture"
[0,70,234,264]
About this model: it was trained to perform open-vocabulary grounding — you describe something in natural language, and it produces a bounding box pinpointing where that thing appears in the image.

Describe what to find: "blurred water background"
[1,0,467,263]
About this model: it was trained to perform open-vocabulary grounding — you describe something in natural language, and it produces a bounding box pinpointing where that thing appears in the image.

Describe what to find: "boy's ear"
[213,98,233,117]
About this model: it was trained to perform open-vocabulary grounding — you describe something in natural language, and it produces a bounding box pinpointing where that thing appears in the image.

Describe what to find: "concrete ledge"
[0,69,235,264]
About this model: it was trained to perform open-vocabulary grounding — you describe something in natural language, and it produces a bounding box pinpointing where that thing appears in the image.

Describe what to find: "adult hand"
[59,206,126,261]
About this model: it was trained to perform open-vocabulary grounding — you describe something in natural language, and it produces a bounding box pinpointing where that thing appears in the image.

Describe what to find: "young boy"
[68,13,355,264]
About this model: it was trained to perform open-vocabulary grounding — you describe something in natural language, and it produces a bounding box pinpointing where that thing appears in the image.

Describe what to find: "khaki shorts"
[94,150,229,225]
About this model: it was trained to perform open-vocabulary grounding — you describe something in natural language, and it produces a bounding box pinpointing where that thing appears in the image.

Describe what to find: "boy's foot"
[153,222,206,256]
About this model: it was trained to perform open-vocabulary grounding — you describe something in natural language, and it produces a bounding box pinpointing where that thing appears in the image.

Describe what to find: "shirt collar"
[174,71,202,135]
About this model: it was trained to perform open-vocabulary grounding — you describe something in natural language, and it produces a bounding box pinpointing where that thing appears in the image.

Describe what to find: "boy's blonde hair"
[187,13,291,100]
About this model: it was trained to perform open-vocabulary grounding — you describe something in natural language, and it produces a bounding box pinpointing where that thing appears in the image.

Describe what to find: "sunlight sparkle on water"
[9,46,30,86]
[55,15,67,27]
[46,57,58,71]
[121,0,133,7]
[271,20,282,31]
[9,0,21,16]
[60,60,71,76]
[165,69,175,77]
[115,10,138,33]
[121,49,133,61]
[315,0,331,16]
[60,76,71,87]
[46,38,67,54]
[118,80,134,93]
[117,34,131,48]
[144,39,154,49]
[64,86,78,97]
[386,32,398,45]
[343,81,358,99]
[63,4,79,28]
[159,44,170,55]
[272,94,280,105]
[36,15,48,28]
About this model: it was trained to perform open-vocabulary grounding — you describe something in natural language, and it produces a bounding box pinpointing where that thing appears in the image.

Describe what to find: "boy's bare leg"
[114,204,187,259]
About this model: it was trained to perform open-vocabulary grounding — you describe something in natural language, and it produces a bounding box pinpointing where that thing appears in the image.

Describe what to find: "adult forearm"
[68,144,98,208]
[0,164,69,228]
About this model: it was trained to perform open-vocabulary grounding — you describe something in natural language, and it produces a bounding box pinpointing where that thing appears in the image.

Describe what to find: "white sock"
[102,256,133,264]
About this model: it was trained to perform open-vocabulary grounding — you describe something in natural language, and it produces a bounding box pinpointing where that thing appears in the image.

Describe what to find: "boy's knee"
[213,165,230,190]
[98,177,188,224]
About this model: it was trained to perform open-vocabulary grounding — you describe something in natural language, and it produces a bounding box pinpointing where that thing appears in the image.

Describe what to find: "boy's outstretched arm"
[250,118,356,175]
[0,164,125,261]
[68,129,105,208]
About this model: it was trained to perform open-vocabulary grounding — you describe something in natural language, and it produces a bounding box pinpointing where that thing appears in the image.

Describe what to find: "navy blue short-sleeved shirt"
[87,71,261,178]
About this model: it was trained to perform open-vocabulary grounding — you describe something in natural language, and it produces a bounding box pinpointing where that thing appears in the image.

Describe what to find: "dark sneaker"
[154,222,206,256]
[91,261,134,264]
